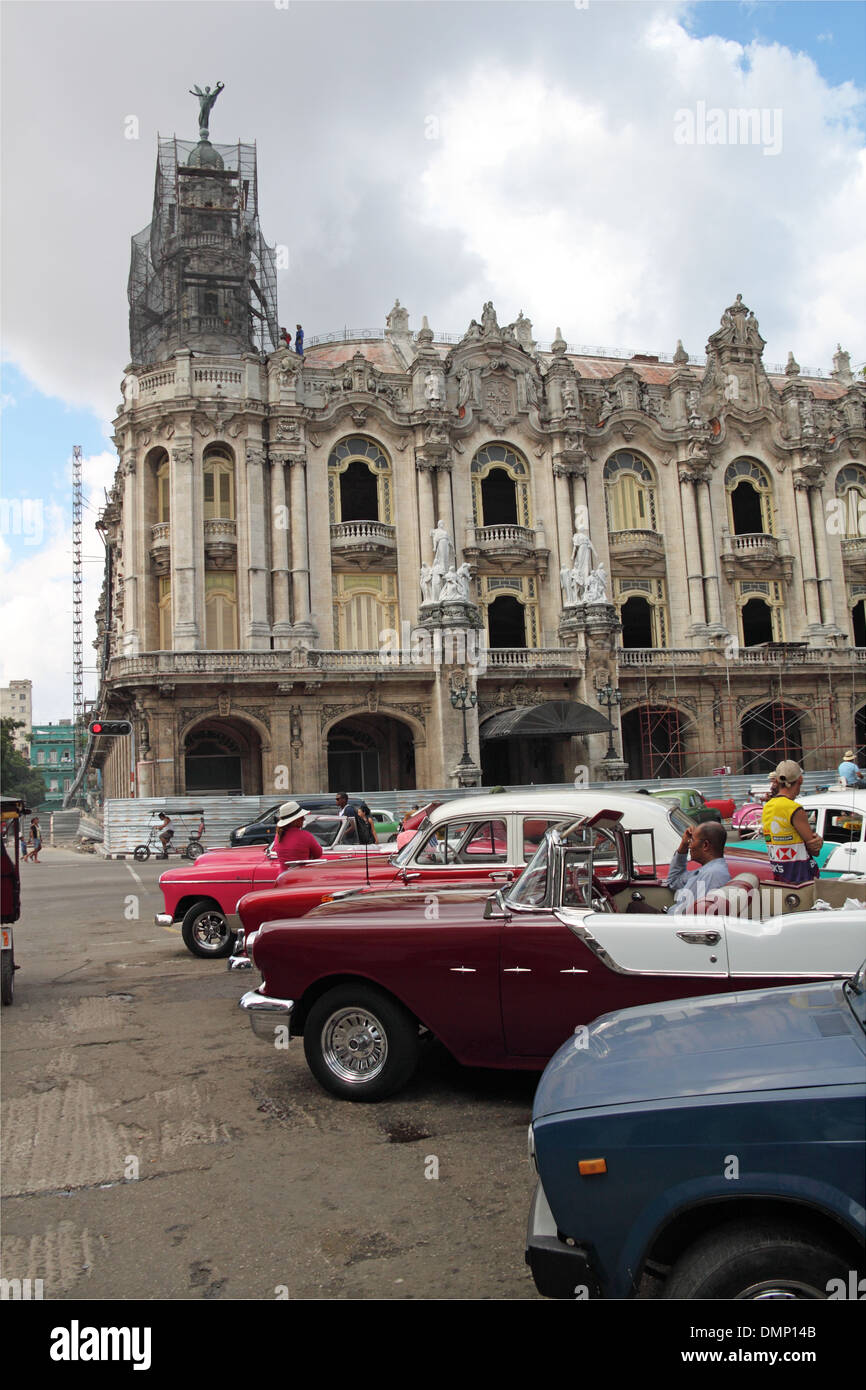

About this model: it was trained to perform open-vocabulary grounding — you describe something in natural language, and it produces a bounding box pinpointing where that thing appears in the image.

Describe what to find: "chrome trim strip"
[449,966,476,973]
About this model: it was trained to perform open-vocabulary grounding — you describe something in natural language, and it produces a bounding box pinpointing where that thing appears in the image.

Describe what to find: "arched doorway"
[327,713,416,792]
[740,702,804,775]
[183,718,263,794]
[480,468,519,525]
[488,595,526,647]
[621,596,654,648]
[853,600,866,648]
[741,598,774,646]
[621,706,685,779]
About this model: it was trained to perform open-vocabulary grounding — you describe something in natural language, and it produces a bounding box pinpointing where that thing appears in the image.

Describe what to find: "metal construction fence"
[94,770,842,856]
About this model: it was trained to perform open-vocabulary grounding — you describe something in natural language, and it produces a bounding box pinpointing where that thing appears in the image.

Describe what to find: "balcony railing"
[618,647,866,668]
[473,525,536,552]
[330,521,396,548]
[486,648,578,668]
[724,532,780,558]
[608,529,665,552]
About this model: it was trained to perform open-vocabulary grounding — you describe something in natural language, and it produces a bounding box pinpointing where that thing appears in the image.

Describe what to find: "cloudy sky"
[1,0,864,720]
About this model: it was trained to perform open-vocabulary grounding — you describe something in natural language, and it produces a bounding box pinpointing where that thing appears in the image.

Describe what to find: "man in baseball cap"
[271,802,323,868]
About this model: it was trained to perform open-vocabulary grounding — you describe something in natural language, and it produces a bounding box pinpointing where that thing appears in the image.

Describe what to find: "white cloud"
[412,19,865,368]
[0,451,117,722]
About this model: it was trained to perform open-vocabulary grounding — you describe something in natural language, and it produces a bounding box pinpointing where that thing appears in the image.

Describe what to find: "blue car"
[526,963,866,1300]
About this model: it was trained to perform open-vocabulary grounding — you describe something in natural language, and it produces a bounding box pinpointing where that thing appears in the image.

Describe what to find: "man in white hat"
[271,802,323,869]
[838,750,864,787]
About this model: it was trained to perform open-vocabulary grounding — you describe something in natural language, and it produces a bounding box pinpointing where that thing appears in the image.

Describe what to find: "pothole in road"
[381,1121,432,1144]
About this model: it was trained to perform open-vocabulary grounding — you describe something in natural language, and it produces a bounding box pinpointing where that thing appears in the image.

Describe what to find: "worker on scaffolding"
[280,326,292,350]
[295,323,304,356]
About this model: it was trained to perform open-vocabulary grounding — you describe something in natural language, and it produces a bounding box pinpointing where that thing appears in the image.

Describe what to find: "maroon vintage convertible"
[236,811,854,1102]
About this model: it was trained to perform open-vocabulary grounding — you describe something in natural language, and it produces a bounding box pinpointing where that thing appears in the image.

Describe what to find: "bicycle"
[133,810,206,862]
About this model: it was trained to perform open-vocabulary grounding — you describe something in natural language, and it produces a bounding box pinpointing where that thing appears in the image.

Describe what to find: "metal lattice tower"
[72,445,83,774]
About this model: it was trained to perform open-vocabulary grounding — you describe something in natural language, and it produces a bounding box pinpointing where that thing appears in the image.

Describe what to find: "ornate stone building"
[91,119,866,799]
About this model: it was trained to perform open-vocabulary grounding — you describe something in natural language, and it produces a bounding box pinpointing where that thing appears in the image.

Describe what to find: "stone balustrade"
[474,525,536,550]
[330,521,396,547]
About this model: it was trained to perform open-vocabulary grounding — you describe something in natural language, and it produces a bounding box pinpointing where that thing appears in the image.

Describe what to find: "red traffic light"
[89,720,132,737]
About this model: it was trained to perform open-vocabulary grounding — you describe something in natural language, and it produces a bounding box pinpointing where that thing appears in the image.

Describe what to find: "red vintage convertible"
[234,811,831,1103]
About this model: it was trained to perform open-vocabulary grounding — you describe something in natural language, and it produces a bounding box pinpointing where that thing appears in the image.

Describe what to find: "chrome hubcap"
[737,1281,823,1300]
[322,1008,388,1083]
[194,914,228,948]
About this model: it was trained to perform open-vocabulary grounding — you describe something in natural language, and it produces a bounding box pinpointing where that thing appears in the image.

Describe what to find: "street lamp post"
[450,676,478,772]
[596,681,622,760]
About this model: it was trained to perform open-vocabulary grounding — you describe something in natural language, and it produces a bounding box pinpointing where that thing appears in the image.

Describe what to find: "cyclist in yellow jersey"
[761,760,823,884]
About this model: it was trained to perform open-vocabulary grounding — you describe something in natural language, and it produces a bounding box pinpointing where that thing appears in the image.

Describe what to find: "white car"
[797,789,866,876]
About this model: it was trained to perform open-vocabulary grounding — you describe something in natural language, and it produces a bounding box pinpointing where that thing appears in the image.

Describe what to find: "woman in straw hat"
[761,761,823,884]
[271,802,323,869]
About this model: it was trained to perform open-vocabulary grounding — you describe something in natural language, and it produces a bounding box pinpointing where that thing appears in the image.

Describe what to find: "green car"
[645,787,727,825]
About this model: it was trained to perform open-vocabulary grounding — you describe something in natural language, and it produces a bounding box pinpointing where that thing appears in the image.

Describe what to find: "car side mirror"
[483,890,507,920]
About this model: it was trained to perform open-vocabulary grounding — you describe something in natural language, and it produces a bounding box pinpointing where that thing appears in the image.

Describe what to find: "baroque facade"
[92,125,866,799]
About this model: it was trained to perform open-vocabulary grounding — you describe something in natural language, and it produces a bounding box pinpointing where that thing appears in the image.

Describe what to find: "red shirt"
[272,825,323,868]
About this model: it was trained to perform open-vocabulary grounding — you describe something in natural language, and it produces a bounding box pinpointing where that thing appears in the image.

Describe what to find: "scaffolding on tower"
[72,445,84,775]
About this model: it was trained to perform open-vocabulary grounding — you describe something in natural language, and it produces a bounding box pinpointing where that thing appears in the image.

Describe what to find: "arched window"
[620,596,654,648]
[725,459,773,536]
[603,452,658,532]
[203,448,235,520]
[853,599,866,648]
[205,571,238,649]
[333,574,398,650]
[471,444,531,529]
[328,436,392,525]
[835,465,866,538]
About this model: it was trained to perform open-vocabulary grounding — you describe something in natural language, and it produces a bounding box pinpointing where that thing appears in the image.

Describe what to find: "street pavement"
[1,850,541,1300]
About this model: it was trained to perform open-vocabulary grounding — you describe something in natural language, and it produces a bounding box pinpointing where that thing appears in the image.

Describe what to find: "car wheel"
[303,984,421,1102]
[1,951,14,1006]
[663,1220,850,1300]
[185,841,204,861]
[181,902,233,958]
[133,845,150,862]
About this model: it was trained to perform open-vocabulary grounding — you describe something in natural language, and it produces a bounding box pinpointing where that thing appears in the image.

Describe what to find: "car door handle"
[401,871,421,881]
[489,871,514,883]
[676,930,721,946]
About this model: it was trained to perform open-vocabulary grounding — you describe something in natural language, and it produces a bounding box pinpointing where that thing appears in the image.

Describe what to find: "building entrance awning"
[479,700,613,741]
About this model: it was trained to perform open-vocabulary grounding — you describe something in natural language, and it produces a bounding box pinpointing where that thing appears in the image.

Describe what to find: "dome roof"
[187,138,224,170]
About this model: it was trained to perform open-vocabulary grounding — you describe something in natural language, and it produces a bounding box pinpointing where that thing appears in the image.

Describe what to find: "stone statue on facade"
[420,563,435,604]
[424,369,444,406]
[456,562,473,601]
[439,567,461,601]
[583,564,609,604]
[431,518,455,575]
[457,368,472,407]
[559,565,577,608]
[190,81,224,137]
[571,527,598,593]
[481,301,498,334]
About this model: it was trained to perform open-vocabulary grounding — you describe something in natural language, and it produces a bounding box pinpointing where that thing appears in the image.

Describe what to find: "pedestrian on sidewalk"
[28,816,42,863]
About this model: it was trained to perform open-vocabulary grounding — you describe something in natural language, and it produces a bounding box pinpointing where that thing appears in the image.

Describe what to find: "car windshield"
[668,807,691,837]
[508,836,551,907]
[392,817,431,866]
[304,816,342,847]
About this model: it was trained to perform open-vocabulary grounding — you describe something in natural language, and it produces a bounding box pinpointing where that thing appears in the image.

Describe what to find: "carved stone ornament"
[246,446,266,468]
[171,447,193,468]
[217,692,231,717]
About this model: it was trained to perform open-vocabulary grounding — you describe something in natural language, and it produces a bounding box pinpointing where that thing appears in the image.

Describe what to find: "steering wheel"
[589,875,612,913]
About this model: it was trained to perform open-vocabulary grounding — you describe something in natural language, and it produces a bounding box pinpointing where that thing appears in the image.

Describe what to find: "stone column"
[289,457,315,635]
[553,468,573,572]
[245,444,270,649]
[122,454,140,655]
[794,481,822,630]
[696,479,722,629]
[170,442,200,648]
[270,454,292,648]
[678,466,707,632]
[416,460,436,563]
[808,485,832,627]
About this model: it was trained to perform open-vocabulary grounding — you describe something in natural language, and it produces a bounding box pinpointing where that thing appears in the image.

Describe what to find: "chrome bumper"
[154,913,173,926]
[239,988,295,1041]
[227,923,252,971]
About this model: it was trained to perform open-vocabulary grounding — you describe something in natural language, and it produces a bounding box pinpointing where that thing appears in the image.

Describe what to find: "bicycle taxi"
[133,808,206,862]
